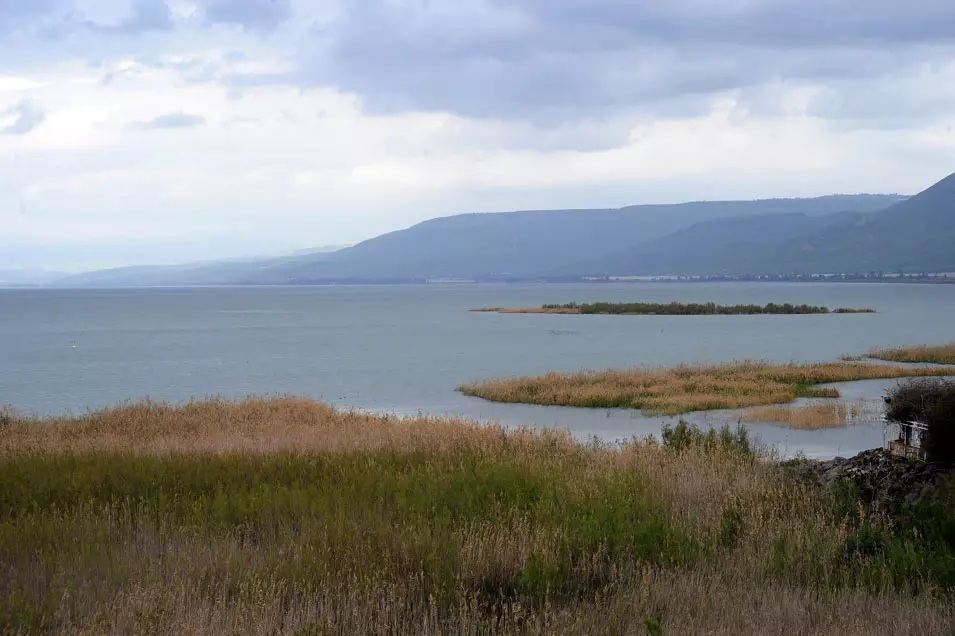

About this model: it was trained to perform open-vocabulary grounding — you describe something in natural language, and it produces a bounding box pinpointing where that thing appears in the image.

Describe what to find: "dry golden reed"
[2,398,954,635]
[845,342,955,365]
[0,396,550,456]
[460,360,955,415]
[742,400,884,430]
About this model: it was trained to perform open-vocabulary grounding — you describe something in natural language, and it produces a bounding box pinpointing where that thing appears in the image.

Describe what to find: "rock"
[795,448,952,516]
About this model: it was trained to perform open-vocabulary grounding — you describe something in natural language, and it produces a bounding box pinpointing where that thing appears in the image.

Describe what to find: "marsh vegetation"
[459,361,955,415]
[742,399,884,430]
[472,302,876,315]
[2,398,955,634]
[845,343,955,365]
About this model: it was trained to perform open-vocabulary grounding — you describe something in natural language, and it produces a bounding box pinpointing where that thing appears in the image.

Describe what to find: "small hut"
[882,394,928,460]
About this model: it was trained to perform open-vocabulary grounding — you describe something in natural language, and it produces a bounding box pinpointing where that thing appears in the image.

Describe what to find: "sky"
[2,0,955,272]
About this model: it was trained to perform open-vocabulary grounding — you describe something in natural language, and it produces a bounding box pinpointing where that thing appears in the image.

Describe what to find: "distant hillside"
[768,173,955,274]
[236,195,904,284]
[53,250,339,288]
[576,172,954,277]
[0,268,70,287]
[50,192,922,287]
[559,212,853,277]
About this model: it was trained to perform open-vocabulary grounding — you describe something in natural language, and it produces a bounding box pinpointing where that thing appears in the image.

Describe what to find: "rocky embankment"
[785,449,951,514]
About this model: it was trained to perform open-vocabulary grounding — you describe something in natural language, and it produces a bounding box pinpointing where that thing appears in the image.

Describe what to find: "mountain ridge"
[44,186,949,287]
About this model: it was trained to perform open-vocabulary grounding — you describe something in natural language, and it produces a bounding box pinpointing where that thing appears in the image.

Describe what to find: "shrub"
[907,472,955,550]
[661,420,753,457]
[885,378,954,424]
[924,390,955,466]
[886,379,955,464]
[0,407,15,428]
[841,526,887,560]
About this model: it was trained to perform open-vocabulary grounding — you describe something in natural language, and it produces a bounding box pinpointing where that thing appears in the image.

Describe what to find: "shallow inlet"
[375,375,955,460]
[4,283,955,460]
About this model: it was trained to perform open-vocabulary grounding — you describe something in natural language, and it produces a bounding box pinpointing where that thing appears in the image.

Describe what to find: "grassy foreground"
[472,302,875,315]
[845,343,955,365]
[459,361,955,415]
[1,398,954,635]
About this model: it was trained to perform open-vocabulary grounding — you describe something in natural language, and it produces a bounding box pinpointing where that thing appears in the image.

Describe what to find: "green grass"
[0,441,696,632]
[2,399,954,634]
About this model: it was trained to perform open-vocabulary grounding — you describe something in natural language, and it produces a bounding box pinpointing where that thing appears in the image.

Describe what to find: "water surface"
[2,282,952,457]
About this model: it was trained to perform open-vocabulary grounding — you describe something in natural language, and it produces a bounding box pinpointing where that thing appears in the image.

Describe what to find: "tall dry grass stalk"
[459,360,955,415]
[2,398,954,635]
[0,396,555,456]
[743,400,884,430]
[847,343,955,365]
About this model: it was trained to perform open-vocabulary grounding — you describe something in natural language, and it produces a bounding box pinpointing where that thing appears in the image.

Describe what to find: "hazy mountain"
[766,172,955,274]
[0,268,70,287]
[583,172,954,277]
[236,195,904,283]
[562,212,858,277]
[573,172,953,277]
[52,250,339,288]
[285,245,353,257]
[51,191,927,286]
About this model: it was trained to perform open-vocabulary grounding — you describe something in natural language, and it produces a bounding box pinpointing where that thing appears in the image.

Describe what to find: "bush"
[886,379,955,464]
[661,420,753,457]
[885,378,954,424]
[841,526,887,560]
[924,390,955,466]
[0,407,15,428]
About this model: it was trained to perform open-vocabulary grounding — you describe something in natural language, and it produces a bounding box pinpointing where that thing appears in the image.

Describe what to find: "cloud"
[0,0,61,34]
[133,111,207,129]
[83,0,174,34]
[0,100,45,135]
[198,0,293,31]
[2,1,955,271]
[298,0,955,122]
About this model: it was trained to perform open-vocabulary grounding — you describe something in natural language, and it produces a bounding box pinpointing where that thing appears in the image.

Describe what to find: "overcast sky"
[2,0,955,271]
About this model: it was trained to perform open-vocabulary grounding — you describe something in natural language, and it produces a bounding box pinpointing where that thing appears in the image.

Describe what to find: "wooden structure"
[886,417,928,460]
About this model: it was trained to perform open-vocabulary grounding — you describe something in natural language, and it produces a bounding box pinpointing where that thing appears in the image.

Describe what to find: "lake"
[2,282,953,458]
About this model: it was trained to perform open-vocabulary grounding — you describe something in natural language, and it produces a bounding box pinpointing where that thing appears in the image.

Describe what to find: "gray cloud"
[199,0,293,31]
[2,0,290,47]
[83,0,174,34]
[0,0,61,33]
[133,112,207,130]
[295,0,955,122]
[1,101,46,135]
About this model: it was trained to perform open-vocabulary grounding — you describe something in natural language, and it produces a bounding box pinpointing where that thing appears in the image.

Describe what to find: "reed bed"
[0,396,535,456]
[743,400,884,430]
[471,302,875,315]
[472,307,580,314]
[846,343,955,365]
[460,361,955,415]
[2,397,954,635]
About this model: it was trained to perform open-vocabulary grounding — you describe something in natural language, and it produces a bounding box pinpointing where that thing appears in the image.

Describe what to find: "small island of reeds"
[472,301,876,315]
[843,342,955,365]
[459,360,955,415]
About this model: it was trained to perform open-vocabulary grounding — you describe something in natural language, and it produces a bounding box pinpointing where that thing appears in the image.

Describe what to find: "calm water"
[2,283,953,458]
